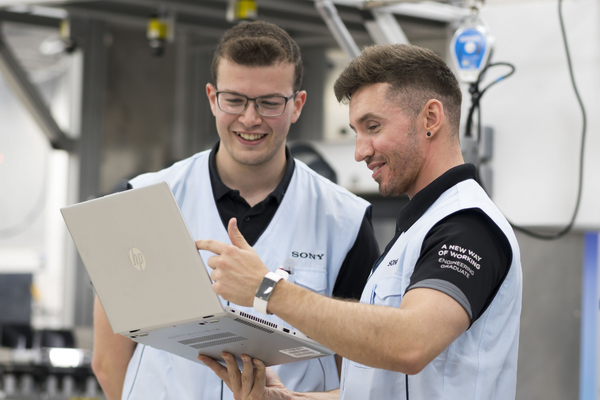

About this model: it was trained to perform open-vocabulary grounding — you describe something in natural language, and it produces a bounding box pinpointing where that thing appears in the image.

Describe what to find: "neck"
[408,136,464,200]
[215,147,287,207]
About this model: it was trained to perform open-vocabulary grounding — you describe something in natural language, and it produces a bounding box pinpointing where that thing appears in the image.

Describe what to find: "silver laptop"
[61,182,333,367]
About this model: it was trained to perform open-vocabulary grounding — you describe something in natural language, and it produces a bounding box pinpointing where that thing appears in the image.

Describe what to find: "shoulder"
[424,208,512,266]
[129,150,210,189]
[412,208,514,323]
[293,159,370,209]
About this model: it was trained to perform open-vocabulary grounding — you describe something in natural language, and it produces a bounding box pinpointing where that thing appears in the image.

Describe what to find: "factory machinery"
[0,325,102,400]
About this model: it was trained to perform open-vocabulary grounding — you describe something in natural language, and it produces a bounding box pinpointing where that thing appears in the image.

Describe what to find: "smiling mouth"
[236,132,267,141]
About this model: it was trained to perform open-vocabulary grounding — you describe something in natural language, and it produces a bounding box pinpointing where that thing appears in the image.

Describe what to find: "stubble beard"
[377,123,421,197]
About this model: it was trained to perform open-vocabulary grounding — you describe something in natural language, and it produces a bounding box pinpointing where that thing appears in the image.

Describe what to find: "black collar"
[208,141,295,204]
[371,164,477,273]
[396,163,477,234]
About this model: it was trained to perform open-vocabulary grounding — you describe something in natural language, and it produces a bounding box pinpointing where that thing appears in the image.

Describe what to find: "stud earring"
[427,132,431,137]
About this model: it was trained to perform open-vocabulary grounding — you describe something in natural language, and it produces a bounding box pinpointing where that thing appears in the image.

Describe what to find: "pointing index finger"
[196,239,227,255]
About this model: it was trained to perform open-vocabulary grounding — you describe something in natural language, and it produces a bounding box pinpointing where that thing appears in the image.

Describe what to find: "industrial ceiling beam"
[315,0,360,59]
[362,8,409,45]
[334,0,469,23]
[0,24,76,151]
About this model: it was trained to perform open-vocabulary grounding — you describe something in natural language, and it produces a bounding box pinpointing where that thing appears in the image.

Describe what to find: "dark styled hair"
[211,21,303,91]
[334,44,462,135]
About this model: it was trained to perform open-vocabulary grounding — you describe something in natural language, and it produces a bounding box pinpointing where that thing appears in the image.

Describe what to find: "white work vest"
[340,179,522,400]
[122,150,370,400]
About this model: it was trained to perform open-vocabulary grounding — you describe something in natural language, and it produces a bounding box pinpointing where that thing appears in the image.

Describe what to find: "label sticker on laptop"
[279,346,324,358]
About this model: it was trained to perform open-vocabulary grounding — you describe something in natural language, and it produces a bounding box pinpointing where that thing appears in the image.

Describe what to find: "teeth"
[238,132,265,141]
[373,166,381,173]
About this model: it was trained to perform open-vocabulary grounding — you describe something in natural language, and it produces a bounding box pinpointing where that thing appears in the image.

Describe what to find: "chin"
[378,183,406,198]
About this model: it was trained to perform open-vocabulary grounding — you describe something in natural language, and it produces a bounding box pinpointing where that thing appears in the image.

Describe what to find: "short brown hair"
[334,44,462,135]
[212,21,303,92]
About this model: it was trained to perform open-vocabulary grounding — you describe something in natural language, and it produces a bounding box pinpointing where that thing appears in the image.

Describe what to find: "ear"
[290,90,307,123]
[422,99,444,137]
[206,83,217,117]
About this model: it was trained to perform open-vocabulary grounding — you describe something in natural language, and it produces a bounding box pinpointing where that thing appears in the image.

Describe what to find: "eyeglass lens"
[218,93,288,116]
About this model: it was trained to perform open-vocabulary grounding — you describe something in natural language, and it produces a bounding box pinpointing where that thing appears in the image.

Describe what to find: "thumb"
[227,218,252,250]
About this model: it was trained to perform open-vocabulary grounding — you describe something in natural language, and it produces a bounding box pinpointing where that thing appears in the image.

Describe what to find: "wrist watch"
[253,272,284,315]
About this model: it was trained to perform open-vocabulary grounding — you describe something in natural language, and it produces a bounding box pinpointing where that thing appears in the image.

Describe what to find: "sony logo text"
[291,251,324,260]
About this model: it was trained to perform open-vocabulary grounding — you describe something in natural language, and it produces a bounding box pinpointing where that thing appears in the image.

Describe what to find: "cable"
[465,62,515,140]
[468,0,586,240]
[126,345,145,400]
[511,0,586,240]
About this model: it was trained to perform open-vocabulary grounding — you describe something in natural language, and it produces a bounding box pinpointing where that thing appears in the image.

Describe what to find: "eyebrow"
[358,112,383,125]
[218,89,288,98]
[349,112,383,131]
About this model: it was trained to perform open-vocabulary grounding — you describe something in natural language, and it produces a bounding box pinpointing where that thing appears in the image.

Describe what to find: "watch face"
[256,277,276,301]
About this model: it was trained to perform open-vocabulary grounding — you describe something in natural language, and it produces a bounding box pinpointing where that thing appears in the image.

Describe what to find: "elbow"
[91,353,110,384]
[402,357,428,375]
[391,348,432,375]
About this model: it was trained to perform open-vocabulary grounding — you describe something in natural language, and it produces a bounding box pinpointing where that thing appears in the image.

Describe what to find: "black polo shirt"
[209,142,380,300]
[374,164,512,324]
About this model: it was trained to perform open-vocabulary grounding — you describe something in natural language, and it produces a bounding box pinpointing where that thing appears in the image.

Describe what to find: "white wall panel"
[477,0,600,228]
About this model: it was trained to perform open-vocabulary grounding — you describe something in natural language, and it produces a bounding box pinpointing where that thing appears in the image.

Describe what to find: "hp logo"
[129,248,146,271]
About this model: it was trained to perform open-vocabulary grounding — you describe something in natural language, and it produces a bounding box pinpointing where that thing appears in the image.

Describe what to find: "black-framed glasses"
[215,91,298,117]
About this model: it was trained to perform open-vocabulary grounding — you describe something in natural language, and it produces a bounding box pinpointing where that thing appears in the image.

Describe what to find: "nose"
[354,133,373,162]
[238,100,263,127]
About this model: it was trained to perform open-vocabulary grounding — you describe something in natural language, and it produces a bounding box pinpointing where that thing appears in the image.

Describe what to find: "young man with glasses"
[91,21,380,400]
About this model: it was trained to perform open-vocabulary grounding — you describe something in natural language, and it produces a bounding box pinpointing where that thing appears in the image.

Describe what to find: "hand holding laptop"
[197,217,270,308]
[199,352,293,400]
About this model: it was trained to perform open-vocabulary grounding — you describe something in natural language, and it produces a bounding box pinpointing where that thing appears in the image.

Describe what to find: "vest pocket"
[371,275,403,308]
[294,267,327,294]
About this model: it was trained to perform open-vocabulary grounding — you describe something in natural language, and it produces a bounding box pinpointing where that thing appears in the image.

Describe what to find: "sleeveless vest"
[122,150,370,400]
[340,179,522,400]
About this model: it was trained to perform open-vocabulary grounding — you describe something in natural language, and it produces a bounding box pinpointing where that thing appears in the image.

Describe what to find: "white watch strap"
[253,272,283,315]
[275,268,289,280]
[253,295,269,315]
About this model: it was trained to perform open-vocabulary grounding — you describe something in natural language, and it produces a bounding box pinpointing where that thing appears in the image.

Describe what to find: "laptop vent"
[178,332,236,346]
[234,318,274,334]
[237,311,278,329]
[191,336,247,349]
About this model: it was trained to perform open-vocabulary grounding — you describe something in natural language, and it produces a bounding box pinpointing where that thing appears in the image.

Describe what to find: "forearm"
[268,283,467,374]
[268,282,404,371]
[92,296,136,400]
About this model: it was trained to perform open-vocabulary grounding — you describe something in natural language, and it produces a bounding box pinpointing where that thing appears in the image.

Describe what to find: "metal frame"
[0,22,76,151]
[70,17,107,326]
[315,0,360,59]
[363,8,409,45]
[581,232,599,400]
[314,0,467,59]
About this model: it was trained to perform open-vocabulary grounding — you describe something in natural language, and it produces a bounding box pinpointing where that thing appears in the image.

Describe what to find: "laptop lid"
[61,182,224,334]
